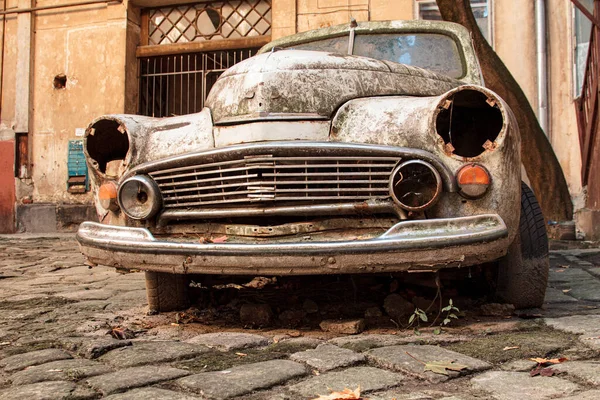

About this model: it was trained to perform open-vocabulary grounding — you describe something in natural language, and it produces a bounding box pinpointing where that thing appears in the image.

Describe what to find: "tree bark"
[436,0,573,222]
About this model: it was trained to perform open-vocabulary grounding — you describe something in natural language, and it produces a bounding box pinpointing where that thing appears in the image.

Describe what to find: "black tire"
[495,182,549,308]
[145,271,190,313]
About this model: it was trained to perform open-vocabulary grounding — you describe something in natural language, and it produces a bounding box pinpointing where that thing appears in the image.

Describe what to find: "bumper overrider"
[77,214,509,275]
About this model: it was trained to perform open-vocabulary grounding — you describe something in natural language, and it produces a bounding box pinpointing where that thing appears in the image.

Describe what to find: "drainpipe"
[536,0,550,137]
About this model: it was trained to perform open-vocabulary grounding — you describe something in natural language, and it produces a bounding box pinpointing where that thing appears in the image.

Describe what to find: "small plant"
[440,299,460,326]
[408,307,428,334]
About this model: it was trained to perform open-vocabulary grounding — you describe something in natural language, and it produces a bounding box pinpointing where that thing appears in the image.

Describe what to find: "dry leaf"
[424,360,469,376]
[311,387,361,400]
[540,367,559,377]
[503,346,520,351]
[211,235,228,243]
[530,365,560,377]
[529,357,568,364]
[562,289,572,293]
[235,352,247,357]
[108,326,135,340]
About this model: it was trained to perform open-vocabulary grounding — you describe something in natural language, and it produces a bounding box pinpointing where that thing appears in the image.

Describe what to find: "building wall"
[547,0,584,200]
[0,0,588,231]
[1,1,129,209]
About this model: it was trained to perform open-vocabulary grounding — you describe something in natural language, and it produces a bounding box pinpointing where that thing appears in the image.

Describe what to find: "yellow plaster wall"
[29,1,129,203]
[548,0,583,197]
[493,0,538,111]
[272,0,414,38]
[0,0,20,129]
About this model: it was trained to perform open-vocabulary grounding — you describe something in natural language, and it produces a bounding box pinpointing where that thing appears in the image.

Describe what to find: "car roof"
[259,19,483,85]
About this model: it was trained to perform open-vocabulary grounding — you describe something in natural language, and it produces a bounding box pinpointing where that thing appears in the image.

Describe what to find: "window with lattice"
[146,0,272,46]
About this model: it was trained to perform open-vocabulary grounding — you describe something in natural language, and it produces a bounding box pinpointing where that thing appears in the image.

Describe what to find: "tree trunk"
[436,0,573,222]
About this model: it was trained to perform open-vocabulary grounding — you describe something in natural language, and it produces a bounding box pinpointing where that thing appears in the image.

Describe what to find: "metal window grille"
[148,0,272,45]
[139,48,258,117]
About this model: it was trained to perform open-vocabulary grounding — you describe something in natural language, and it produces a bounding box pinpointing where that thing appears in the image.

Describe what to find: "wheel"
[494,182,549,308]
[145,271,190,313]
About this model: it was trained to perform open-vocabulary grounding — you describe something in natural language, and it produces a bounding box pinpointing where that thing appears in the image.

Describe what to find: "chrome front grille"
[149,155,399,208]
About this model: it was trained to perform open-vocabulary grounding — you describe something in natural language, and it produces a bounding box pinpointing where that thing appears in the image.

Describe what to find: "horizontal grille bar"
[149,154,399,209]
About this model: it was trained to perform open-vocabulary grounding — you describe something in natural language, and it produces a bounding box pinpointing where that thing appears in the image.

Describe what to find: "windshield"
[291,33,464,79]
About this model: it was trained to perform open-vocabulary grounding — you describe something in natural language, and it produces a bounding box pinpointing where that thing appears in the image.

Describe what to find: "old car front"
[77,20,522,310]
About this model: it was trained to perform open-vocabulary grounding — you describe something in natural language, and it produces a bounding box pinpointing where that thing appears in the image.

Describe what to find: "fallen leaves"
[530,365,559,377]
[502,346,520,351]
[423,360,469,376]
[311,387,361,400]
[199,235,228,244]
[529,357,568,364]
[529,357,568,377]
[107,326,135,340]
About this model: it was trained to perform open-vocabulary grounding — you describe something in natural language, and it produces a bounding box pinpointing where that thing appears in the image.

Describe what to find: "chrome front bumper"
[77,214,509,275]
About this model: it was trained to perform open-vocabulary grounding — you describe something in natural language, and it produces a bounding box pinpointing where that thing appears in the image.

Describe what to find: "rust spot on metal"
[486,97,497,107]
[117,124,127,134]
[442,99,452,109]
[444,142,455,155]
[482,140,496,151]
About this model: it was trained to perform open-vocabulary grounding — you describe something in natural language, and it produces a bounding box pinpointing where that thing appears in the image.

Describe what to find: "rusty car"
[77,20,549,313]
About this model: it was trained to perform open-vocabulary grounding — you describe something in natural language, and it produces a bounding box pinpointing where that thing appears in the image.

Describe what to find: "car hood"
[205,50,462,125]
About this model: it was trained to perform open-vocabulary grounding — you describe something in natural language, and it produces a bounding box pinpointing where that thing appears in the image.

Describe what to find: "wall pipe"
[536,0,549,137]
[0,0,122,15]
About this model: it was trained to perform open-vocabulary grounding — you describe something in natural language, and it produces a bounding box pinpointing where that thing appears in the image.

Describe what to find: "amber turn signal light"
[99,181,119,211]
[457,164,490,199]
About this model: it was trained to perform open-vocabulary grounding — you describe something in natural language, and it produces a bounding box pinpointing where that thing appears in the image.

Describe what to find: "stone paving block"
[558,389,600,399]
[580,334,600,350]
[499,359,538,372]
[81,338,132,359]
[99,341,209,368]
[544,287,578,303]
[60,336,133,359]
[552,361,600,385]
[86,365,190,395]
[366,345,490,383]
[545,315,600,335]
[0,349,73,373]
[471,371,580,400]
[320,319,365,334]
[270,337,323,352]
[103,387,200,399]
[10,358,113,385]
[289,366,404,398]
[328,334,466,352]
[368,390,474,400]
[290,344,365,371]
[177,359,307,399]
[186,332,270,351]
[57,288,115,301]
[0,381,96,400]
[549,268,594,284]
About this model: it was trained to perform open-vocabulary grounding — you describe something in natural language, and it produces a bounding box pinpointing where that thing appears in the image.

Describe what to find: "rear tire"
[495,182,549,308]
[145,271,190,313]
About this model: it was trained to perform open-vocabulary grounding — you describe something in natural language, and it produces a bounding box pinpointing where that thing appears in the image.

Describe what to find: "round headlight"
[118,175,162,220]
[389,160,442,211]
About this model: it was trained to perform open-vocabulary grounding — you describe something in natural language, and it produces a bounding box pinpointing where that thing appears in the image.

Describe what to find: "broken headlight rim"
[118,175,162,220]
[389,160,442,212]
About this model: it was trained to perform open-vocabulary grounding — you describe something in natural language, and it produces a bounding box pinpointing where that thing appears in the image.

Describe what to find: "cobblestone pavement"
[1,235,600,399]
